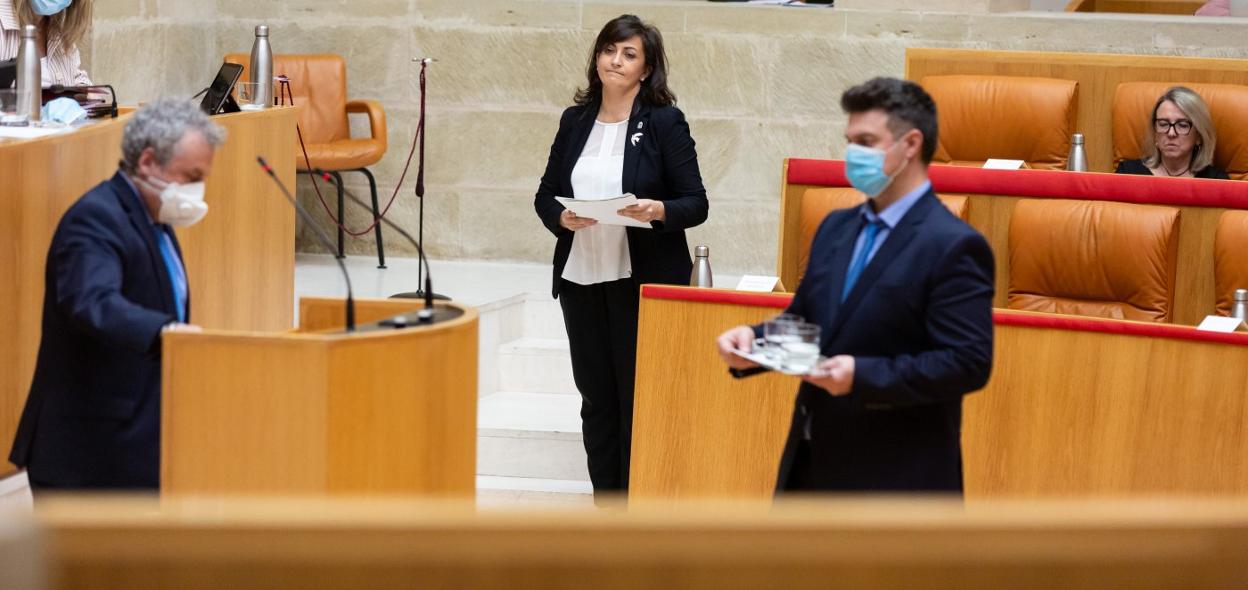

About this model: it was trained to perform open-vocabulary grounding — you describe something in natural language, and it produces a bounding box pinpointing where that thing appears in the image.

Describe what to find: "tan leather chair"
[1112,81,1248,181]
[1008,199,1181,322]
[1214,210,1248,316]
[225,54,390,267]
[795,187,969,284]
[920,75,1079,170]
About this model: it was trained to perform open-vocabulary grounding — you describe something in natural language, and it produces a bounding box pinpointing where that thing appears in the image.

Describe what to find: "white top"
[0,0,92,87]
[562,119,632,286]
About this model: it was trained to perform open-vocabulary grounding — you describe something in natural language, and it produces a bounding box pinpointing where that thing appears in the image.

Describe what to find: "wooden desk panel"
[161,297,478,496]
[34,496,1248,590]
[630,286,1248,500]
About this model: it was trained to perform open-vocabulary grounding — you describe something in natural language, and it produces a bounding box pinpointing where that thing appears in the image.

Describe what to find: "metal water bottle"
[690,245,713,288]
[1233,289,1248,323]
[1067,133,1088,172]
[16,25,40,122]
[249,25,273,108]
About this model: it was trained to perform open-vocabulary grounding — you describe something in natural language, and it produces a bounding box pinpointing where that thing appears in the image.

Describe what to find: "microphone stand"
[257,156,356,332]
[320,171,438,323]
[393,57,450,302]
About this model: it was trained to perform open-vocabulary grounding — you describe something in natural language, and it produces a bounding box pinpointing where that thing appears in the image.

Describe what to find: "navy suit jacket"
[534,100,709,297]
[9,172,186,489]
[771,187,994,493]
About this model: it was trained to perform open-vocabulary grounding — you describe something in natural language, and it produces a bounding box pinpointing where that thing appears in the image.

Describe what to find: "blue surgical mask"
[845,142,906,199]
[29,0,72,16]
[41,97,87,125]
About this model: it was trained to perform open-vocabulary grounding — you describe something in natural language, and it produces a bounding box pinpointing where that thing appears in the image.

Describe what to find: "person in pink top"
[0,0,92,87]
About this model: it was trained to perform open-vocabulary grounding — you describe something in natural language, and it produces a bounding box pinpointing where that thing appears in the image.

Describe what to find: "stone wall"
[86,1,1248,276]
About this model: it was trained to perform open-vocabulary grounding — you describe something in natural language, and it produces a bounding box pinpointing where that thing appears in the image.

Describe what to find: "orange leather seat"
[920,75,1079,170]
[796,187,968,284]
[1214,210,1248,316]
[224,53,387,171]
[1112,81,1248,180]
[1008,199,1181,322]
[224,53,389,265]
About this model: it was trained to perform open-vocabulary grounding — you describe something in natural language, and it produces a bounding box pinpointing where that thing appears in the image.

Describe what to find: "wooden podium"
[160,297,478,497]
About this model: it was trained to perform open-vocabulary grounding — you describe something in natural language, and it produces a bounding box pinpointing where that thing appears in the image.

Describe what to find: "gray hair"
[120,98,226,174]
[1141,86,1217,173]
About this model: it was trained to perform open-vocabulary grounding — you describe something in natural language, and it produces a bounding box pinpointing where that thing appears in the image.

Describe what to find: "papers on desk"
[555,194,651,228]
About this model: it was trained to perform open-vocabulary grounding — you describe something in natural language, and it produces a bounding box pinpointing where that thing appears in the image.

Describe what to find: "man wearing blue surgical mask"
[718,77,995,495]
[1,0,93,87]
[9,98,225,493]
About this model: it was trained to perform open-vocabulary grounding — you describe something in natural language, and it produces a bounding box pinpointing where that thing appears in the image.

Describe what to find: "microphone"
[257,156,356,332]
[316,171,437,323]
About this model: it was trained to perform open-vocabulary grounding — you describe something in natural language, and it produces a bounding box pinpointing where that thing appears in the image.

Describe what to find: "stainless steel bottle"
[249,25,273,108]
[1067,133,1088,172]
[690,245,713,288]
[16,25,40,122]
[1233,289,1248,323]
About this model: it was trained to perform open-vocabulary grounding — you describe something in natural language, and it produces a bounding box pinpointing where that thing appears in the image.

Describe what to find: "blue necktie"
[157,229,187,322]
[842,220,883,302]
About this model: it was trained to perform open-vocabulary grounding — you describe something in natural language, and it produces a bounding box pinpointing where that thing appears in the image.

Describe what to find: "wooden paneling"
[35,496,1248,589]
[161,298,478,496]
[905,49,1248,175]
[0,108,298,477]
[965,318,1248,498]
[629,287,1248,500]
[175,107,298,333]
[631,291,795,501]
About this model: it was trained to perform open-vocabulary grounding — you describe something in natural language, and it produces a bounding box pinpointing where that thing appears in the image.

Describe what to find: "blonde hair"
[16,0,93,52]
[1141,86,1217,174]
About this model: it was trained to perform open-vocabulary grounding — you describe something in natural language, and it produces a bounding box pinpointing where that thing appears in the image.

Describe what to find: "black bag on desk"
[42,85,118,119]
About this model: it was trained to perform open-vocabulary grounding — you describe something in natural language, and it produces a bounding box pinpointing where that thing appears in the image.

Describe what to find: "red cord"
[281,79,421,237]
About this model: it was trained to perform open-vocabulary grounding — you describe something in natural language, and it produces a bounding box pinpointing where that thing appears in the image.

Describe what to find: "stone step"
[497,337,579,395]
[477,391,589,482]
[521,296,567,341]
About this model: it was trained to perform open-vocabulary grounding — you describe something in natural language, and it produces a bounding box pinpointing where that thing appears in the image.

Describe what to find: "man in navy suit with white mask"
[9,98,225,492]
[718,77,995,494]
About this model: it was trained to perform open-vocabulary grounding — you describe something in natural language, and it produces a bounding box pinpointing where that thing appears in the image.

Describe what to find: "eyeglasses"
[1154,118,1193,136]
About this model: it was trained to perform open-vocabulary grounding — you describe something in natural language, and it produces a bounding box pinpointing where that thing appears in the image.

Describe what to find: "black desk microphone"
[257,156,356,332]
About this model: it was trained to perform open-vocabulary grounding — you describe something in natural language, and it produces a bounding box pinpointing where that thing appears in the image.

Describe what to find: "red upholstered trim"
[785,158,1248,209]
[640,285,792,308]
[640,286,1248,347]
[994,309,1248,346]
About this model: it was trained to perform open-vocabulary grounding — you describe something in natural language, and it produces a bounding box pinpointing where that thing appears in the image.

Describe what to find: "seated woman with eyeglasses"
[1115,86,1228,180]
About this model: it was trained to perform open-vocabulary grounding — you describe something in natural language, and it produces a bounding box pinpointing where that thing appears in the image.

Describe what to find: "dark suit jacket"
[1115,158,1230,180]
[771,187,995,493]
[534,100,709,297]
[9,172,186,489]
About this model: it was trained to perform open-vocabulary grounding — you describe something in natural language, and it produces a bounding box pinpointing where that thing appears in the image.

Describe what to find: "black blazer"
[770,188,995,493]
[9,172,185,489]
[1115,158,1230,180]
[534,100,709,297]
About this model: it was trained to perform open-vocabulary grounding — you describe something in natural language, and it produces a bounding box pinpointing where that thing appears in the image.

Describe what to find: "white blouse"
[0,0,92,87]
[562,119,632,286]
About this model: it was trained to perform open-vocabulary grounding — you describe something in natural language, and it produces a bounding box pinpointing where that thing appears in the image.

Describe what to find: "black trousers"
[558,278,639,496]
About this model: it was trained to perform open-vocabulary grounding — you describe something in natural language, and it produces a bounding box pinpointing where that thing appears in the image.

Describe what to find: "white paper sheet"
[555,194,651,228]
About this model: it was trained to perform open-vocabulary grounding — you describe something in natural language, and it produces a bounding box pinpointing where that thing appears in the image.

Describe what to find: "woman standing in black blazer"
[534,14,708,500]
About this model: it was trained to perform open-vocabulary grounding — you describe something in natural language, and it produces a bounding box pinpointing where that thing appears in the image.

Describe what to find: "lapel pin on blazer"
[631,132,643,146]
